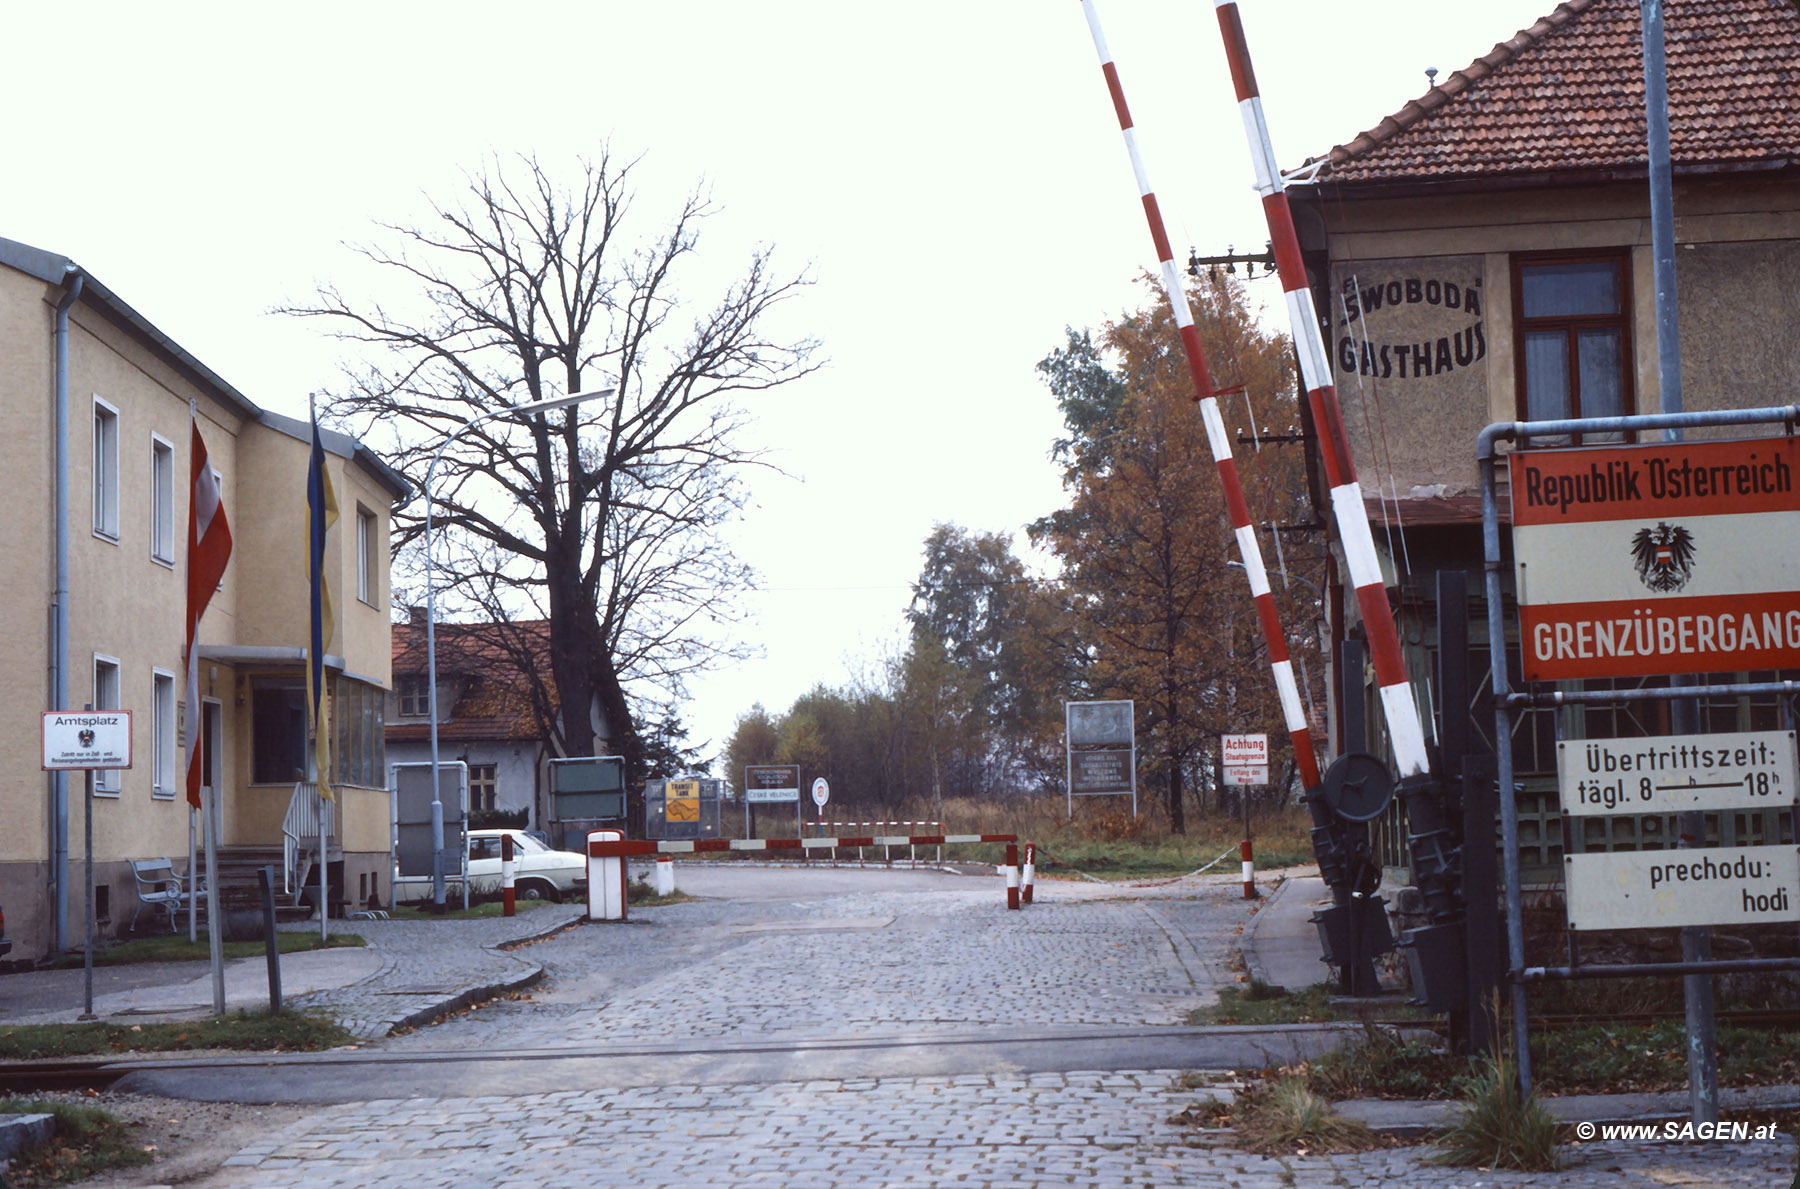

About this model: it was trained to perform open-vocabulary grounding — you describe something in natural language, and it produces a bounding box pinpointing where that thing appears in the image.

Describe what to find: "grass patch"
[0,1010,357,1060]
[1196,981,1427,1026]
[55,931,364,968]
[0,1096,152,1186]
[1533,1019,1800,1095]
[627,879,697,907]
[1274,1017,1800,1104]
[1180,1075,1382,1155]
[1430,1053,1561,1172]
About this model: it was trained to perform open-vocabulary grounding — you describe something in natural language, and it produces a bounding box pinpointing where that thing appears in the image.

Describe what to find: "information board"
[743,764,800,803]
[1556,730,1797,816]
[42,711,132,770]
[1221,733,1268,786]
[1565,844,1800,931]
[1511,437,1800,681]
[665,779,700,822]
[550,756,626,820]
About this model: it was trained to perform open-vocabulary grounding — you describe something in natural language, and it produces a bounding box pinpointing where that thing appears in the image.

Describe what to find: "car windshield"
[510,833,551,854]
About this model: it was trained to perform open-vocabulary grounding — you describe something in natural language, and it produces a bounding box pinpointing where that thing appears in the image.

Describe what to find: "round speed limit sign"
[811,777,830,808]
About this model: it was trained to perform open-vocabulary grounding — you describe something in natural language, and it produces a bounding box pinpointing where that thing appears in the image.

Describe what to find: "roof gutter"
[51,265,83,953]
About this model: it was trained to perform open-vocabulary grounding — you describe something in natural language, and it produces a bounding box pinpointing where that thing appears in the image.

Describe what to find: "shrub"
[1431,1053,1561,1172]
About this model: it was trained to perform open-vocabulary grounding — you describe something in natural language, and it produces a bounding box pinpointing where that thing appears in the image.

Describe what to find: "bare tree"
[287,152,819,790]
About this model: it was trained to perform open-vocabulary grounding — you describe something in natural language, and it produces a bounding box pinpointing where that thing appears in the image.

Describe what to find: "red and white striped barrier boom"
[586,833,1018,858]
[1079,0,1322,791]
[1212,0,1429,780]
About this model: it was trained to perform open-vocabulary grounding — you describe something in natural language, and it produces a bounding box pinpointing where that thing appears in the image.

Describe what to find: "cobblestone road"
[203,1070,1796,1188]
[173,867,1795,1187]
[369,870,1239,1050]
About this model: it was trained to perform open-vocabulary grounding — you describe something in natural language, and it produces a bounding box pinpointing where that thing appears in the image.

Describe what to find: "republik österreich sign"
[1511,436,1800,681]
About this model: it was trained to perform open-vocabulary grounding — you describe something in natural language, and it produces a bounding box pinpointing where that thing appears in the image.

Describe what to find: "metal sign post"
[42,709,131,1019]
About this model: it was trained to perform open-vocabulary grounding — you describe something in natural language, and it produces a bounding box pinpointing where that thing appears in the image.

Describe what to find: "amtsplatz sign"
[1511,437,1800,681]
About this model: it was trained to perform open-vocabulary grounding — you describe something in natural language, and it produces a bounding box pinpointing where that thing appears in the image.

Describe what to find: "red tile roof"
[1311,0,1800,186]
[389,619,558,745]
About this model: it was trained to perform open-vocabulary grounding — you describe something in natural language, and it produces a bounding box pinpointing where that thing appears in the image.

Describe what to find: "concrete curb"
[1237,873,1291,990]
[0,1112,54,1163]
[1337,1083,1800,1139]
[364,910,582,1036]
[386,963,547,1036]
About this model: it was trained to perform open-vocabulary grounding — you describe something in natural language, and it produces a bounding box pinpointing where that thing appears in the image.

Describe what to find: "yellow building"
[2,236,408,960]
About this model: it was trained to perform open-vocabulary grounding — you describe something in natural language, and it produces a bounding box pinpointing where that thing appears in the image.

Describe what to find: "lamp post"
[424,387,614,908]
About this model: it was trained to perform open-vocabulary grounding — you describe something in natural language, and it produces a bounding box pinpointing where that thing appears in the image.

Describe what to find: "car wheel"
[518,880,558,903]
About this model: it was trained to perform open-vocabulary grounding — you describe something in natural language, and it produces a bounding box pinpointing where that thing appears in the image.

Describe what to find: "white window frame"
[92,397,120,541]
[93,654,122,794]
[150,433,176,565]
[356,505,379,606]
[151,668,177,798]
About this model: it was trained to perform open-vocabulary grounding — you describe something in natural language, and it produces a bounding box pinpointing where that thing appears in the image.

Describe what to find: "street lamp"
[424,387,614,908]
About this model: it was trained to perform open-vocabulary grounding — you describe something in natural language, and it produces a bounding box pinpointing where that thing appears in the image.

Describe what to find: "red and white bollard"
[1021,843,1035,906]
[1241,838,1258,900]
[654,855,676,897]
[502,832,516,917]
[1004,842,1020,910]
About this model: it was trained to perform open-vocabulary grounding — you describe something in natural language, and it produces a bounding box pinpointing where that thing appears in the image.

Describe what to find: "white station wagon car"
[393,829,588,904]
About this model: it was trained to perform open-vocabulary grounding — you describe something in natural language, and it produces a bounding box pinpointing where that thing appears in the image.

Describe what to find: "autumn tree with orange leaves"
[1035,273,1321,833]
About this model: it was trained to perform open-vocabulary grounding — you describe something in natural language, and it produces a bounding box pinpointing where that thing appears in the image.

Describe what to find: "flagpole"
[187,809,197,942]
[188,398,232,1015]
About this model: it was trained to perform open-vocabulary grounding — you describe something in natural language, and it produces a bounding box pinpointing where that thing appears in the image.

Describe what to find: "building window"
[149,434,176,564]
[331,676,387,789]
[398,675,430,718]
[94,656,121,794]
[1512,251,1633,446]
[93,398,120,540]
[151,669,177,798]
[251,678,308,785]
[357,506,380,606]
[469,764,498,814]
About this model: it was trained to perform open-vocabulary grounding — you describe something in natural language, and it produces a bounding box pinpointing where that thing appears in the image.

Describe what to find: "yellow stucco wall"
[2,252,401,958]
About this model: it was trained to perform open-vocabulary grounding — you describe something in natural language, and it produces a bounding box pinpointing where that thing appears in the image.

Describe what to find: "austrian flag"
[185,418,233,809]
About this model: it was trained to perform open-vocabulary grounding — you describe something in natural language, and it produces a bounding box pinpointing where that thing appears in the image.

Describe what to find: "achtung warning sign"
[1511,437,1800,681]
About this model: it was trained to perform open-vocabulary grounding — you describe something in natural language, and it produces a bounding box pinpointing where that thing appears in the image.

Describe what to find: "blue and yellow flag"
[307,404,339,801]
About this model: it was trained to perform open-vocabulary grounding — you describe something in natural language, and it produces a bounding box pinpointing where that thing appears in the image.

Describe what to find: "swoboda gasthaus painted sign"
[1511,436,1800,682]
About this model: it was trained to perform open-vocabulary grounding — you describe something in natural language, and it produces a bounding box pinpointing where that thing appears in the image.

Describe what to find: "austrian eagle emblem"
[1630,522,1696,593]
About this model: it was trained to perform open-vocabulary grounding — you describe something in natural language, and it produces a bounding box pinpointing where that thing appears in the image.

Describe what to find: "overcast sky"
[5,1,1555,762]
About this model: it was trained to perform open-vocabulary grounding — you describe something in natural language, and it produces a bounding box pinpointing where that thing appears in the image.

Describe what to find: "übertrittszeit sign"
[1556,730,1797,816]
[1511,437,1800,681]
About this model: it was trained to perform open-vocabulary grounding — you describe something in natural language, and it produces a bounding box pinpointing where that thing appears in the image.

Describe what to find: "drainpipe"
[52,265,84,953]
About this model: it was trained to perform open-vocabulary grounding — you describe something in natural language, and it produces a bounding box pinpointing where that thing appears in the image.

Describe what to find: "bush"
[1234,1075,1377,1154]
